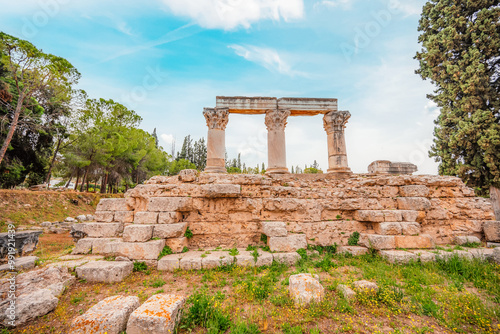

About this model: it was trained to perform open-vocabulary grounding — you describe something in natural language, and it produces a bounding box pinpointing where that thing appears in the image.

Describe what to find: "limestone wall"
[91,172,494,249]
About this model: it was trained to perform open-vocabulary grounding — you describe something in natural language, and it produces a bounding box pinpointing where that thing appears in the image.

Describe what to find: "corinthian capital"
[265,109,290,131]
[323,110,351,133]
[204,107,229,130]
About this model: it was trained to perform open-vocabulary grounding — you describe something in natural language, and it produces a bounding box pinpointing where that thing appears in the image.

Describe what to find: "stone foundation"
[74,172,495,258]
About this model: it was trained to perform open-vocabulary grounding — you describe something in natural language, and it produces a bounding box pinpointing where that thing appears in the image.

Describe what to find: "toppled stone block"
[76,261,133,283]
[368,160,417,175]
[337,284,356,300]
[166,237,188,253]
[261,221,288,237]
[0,256,38,272]
[359,234,395,250]
[134,212,158,224]
[72,223,123,238]
[273,252,301,266]
[65,217,77,223]
[380,250,417,264]
[123,225,153,242]
[147,197,192,212]
[94,211,114,222]
[289,273,324,306]
[400,222,421,236]
[399,185,430,197]
[72,238,93,255]
[201,184,241,198]
[353,280,379,293]
[374,222,402,235]
[69,295,140,334]
[126,294,185,334]
[158,212,181,224]
[454,235,481,245]
[112,240,165,260]
[179,169,197,182]
[394,235,435,249]
[114,211,134,223]
[153,223,187,239]
[396,197,431,211]
[96,198,129,212]
[268,234,307,252]
[1,288,58,327]
[483,221,500,242]
[235,249,273,267]
[337,246,368,256]
[487,242,500,248]
[157,254,182,271]
[201,251,234,269]
[76,215,88,221]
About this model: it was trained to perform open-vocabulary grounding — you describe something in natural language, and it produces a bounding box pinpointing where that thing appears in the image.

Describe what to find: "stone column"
[203,107,229,173]
[265,108,290,174]
[323,110,352,175]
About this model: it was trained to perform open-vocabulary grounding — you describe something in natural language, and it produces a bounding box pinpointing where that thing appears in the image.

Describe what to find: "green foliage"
[260,233,267,244]
[415,1,500,193]
[182,246,189,253]
[296,248,308,260]
[166,158,197,176]
[347,231,360,246]
[184,226,193,239]
[148,278,166,288]
[313,253,336,272]
[180,290,230,333]
[229,248,239,256]
[282,323,303,334]
[133,261,148,272]
[230,321,261,334]
[158,246,173,259]
[462,242,481,248]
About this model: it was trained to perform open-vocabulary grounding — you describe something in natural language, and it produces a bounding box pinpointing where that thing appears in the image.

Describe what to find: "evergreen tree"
[262,163,266,173]
[237,153,241,170]
[416,1,500,194]
[152,128,158,148]
[192,137,207,170]
[291,166,294,174]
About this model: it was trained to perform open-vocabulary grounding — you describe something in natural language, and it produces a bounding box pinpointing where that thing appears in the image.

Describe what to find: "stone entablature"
[77,173,495,258]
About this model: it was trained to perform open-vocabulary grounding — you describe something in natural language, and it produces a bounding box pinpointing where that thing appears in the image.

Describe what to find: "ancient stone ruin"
[70,96,500,268]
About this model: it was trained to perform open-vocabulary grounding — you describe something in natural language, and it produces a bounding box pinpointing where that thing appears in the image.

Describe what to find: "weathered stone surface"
[72,239,93,255]
[179,251,204,270]
[359,234,395,250]
[454,235,481,245]
[166,237,188,253]
[353,280,379,293]
[394,235,434,249]
[111,240,165,260]
[201,184,241,198]
[76,261,133,283]
[272,252,301,265]
[94,211,114,223]
[65,217,77,223]
[374,222,402,235]
[69,295,140,334]
[337,284,356,300]
[76,215,88,221]
[134,212,158,224]
[268,234,307,252]
[338,246,368,256]
[289,273,324,305]
[153,223,187,239]
[201,251,234,269]
[397,197,431,211]
[235,249,273,267]
[409,250,436,263]
[123,225,154,242]
[114,211,134,223]
[399,185,430,197]
[1,288,58,327]
[158,212,181,224]
[92,238,122,254]
[179,169,197,182]
[380,250,417,264]
[72,223,123,238]
[157,254,182,271]
[487,242,500,248]
[96,198,129,212]
[0,256,38,272]
[368,160,417,175]
[492,248,500,264]
[147,197,192,212]
[483,221,500,242]
[400,222,421,236]
[261,221,288,237]
[126,294,185,334]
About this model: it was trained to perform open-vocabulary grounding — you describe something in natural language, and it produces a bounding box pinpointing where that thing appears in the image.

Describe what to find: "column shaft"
[323,110,352,175]
[265,109,290,174]
[203,108,229,173]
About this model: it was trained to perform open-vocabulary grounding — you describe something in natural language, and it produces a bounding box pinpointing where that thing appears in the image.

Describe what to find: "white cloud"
[160,133,175,144]
[315,0,354,10]
[161,0,304,30]
[229,44,305,77]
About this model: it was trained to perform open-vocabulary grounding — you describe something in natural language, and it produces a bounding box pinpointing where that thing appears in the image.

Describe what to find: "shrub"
[180,290,230,333]
[133,261,148,272]
[184,227,193,239]
[158,246,173,259]
[347,231,360,246]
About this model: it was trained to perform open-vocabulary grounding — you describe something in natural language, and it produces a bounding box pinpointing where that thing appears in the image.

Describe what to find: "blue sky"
[0,0,440,174]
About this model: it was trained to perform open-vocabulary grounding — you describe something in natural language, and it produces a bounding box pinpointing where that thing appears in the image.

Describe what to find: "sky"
[0,0,440,174]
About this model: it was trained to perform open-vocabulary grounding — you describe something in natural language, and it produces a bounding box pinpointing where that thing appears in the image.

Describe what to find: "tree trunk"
[45,137,62,188]
[65,173,73,188]
[100,171,108,194]
[0,94,24,165]
[74,169,80,190]
[80,166,89,192]
[491,186,500,221]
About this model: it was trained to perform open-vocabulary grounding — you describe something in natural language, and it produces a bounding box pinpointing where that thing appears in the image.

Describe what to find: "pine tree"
[416,1,500,194]
[291,166,294,174]
[262,163,266,173]
[152,128,158,148]
[237,153,241,170]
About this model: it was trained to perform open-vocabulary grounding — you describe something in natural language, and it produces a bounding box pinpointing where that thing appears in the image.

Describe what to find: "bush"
[180,290,230,333]
[347,231,360,246]
[133,261,148,272]
[158,246,173,259]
